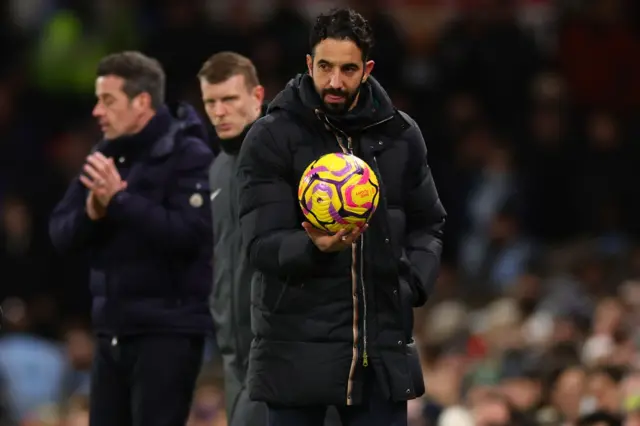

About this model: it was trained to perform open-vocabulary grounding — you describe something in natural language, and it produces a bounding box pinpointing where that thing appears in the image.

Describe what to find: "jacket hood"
[267,73,396,126]
[168,101,208,142]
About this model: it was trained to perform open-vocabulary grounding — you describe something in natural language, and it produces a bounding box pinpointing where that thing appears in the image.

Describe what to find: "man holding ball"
[237,7,446,426]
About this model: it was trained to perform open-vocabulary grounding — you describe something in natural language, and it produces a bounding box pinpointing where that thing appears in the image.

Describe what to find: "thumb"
[302,222,326,237]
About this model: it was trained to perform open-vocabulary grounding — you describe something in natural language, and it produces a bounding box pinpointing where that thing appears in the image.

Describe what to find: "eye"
[319,63,330,71]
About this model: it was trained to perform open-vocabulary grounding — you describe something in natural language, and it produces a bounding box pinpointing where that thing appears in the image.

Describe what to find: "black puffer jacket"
[237,74,446,407]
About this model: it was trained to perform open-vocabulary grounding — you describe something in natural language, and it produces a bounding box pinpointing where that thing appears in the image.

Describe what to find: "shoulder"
[239,114,296,174]
[396,110,427,155]
[174,135,214,169]
[243,111,299,154]
[396,110,421,137]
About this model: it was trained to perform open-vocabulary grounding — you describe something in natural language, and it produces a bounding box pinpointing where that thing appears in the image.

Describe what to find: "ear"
[306,54,313,75]
[134,92,152,110]
[362,60,375,83]
[253,84,265,104]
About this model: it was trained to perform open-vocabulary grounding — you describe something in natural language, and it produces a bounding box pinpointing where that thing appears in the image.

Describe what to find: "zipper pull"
[362,350,369,367]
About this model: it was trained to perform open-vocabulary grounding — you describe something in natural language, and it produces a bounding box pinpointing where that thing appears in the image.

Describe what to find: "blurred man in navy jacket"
[49,51,213,426]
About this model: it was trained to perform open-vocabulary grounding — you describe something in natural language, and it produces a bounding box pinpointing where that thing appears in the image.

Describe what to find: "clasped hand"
[302,222,368,253]
[80,152,127,220]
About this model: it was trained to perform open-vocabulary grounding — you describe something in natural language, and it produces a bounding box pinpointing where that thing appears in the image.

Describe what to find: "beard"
[319,87,360,115]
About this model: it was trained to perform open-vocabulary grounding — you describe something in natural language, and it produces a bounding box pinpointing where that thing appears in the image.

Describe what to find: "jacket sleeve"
[402,118,446,306]
[49,177,101,254]
[237,118,336,278]
[105,137,213,253]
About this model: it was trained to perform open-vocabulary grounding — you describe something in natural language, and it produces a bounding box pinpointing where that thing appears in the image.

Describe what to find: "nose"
[92,103,104,118]
[329,71,343,90]
[212,102,227,118]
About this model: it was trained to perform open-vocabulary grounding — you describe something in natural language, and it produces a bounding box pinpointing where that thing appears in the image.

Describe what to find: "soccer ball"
[298,152,380,234]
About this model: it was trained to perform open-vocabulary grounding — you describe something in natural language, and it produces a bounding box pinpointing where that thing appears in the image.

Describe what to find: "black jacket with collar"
[237,74,446,406]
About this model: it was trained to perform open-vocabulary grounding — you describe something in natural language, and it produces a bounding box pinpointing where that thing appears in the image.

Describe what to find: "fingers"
[302,222,366,240]
[87,153,118,178]
[302,222,334,236]
[302,222,369,253]
[301,222,316,233]
[337,224,368,245]
[83,163,102,182]
[94,152,108,161]
[80,175,108,197]
[86,153,109,172]
[338,233,357,245]
[79,174,95,189]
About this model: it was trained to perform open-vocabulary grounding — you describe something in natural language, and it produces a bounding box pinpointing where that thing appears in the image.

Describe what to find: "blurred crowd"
[1,0,640,425]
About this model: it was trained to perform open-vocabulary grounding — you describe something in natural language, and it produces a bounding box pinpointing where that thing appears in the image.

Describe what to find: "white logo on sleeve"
[210,188,222,202]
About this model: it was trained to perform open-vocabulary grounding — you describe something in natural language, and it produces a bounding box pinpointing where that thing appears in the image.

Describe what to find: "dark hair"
[96,51,165,110]
[589,365,626,384]
[577,411,622,426]
[309,8,374,60]
[198,51,260,88]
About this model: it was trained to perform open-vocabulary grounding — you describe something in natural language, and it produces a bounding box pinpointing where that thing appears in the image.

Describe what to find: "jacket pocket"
[398,278,415,342]
[407,343,425,398]
[262,276,304,314]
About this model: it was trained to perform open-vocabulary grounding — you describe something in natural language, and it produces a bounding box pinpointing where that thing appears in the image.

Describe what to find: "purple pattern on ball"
[313,182,334,198]
[307,182,334,211]
[331,159,353,177]
[307,165,329,175]
[328,204,349,224]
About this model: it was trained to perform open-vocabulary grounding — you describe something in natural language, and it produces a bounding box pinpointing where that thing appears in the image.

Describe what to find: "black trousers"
[89,334,204,426]
[267,370,407,426]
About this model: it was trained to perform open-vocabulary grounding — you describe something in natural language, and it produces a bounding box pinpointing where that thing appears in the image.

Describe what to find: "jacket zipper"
[317,111,394,403]
[357,116,392,369]
[345,136,369,369]
[328,114,392,370]
[360,235,368,367]
[337,134,360,405]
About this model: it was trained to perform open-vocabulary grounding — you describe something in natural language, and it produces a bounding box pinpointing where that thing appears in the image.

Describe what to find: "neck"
[219,125,250,154]
[248,105,261,124]
[348,92,360,112]
[131,110,156,135]
[103,106,171,157]
[219,104,264,154]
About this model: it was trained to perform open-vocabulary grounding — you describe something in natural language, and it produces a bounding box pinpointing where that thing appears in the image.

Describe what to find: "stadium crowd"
[1,0,640,425]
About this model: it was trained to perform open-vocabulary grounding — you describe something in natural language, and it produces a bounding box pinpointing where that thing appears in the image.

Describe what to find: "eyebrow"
[319,59,359,66]
[203,94,240,103]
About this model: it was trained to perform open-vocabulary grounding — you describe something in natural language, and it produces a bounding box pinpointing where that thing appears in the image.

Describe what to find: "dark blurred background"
[2,0,640,425]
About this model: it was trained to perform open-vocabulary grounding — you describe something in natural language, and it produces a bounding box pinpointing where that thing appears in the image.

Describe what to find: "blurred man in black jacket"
[199,52,267,426]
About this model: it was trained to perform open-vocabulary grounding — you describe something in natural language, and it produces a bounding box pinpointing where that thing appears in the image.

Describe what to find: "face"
[200,74,264,140]
[625,413,640,426]
[93,75,150,140]
[65,328,94,370]
[473,399,511,426]
[588,372,620,412]
[306,38,374,114]
[552,368,586,421]
[500,378,541,411]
